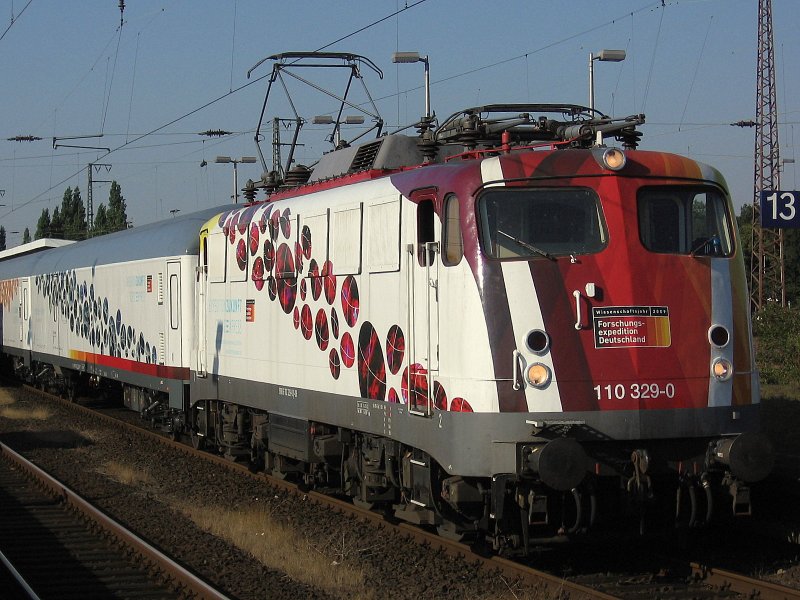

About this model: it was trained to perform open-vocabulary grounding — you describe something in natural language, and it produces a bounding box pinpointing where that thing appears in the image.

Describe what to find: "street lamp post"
[215,156,257,203]
[589,49,626,112]
[392,51,431,119]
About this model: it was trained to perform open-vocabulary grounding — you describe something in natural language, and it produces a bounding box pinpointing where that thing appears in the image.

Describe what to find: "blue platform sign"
[760,190,800,228]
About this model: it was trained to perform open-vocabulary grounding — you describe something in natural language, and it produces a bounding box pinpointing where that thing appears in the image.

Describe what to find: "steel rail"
[691,561,800,600]
[0,440,231,600]
[0,548,41,600]
[18,384,800,600]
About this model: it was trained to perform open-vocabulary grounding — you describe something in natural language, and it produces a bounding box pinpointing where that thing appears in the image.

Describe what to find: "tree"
[22,228,31,244]
[67,186,87,240]
[0,226,5,251]
[107,181,128,232]
[93,204,109,235]
[50,206,64,239]
[57,186,87,241]
[35,208,52,239]
[738,203,800,307]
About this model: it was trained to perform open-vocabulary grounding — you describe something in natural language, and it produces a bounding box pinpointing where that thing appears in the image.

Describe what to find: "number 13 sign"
[761,190,800,228]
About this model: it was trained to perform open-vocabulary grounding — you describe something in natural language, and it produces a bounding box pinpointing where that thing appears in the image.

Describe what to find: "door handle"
[573,290,583,330]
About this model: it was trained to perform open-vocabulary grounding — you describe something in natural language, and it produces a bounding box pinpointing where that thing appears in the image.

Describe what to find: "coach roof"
[0,204,231,279]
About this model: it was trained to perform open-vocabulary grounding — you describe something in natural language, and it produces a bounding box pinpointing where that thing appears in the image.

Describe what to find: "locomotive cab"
[462,145,772,546]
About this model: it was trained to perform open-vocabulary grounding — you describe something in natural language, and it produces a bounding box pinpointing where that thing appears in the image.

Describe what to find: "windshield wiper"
[498,230,556,261]
[690,234,721,257]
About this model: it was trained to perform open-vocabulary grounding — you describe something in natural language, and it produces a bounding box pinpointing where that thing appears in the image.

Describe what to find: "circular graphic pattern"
[386,325,405,375]
[228,212,239,244]
[450,397,473,412]
[301,225,312,258]
[402,363,428,409]
[267,276,277,301]
[275,244,296,314]
[236,239,247,271]
[263,240,275,272]
[357,322,386,401]
[300,304,313,340]
[259,207,271,233]
[433,381,448,410]
[315,309,329,351]
[238,209,249,235]
[330,307,339,339]
[299,278,307,301]
[269,211,280,240]
[249,223,260,256]
[295,241,304,273]
[329,349,341,379]
[280,208,292,239]
[341,275,359,327]
[340,332,355,368]
[388,388,400,403]
[252,257,265,291]
[324,266,336,306]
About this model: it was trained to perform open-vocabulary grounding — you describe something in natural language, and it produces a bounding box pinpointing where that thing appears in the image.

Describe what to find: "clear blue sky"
[0,0,797,246]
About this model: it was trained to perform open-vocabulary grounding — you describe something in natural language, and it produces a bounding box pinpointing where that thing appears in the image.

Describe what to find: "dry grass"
[97,461,156,487]
[0,390,16,406]
[0,405,52,420]
[172,502,373,599]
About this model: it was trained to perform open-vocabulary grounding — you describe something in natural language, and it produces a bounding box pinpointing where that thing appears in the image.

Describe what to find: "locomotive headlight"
[602,148,626,170]
[712,358,733,381]
[526,363,551,388]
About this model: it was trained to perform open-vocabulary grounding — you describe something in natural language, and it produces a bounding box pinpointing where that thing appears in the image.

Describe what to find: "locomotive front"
[465,145,773,545]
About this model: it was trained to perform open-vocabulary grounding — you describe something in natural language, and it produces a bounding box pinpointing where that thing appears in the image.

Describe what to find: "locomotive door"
[196,233,209,377]
[407,191,440,416]
[167,261,182,366]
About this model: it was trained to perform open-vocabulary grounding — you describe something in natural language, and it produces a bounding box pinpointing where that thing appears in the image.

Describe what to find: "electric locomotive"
[0,53,773,554]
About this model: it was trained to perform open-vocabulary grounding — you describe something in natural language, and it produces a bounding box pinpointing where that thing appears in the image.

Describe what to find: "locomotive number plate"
[593,382,676,401]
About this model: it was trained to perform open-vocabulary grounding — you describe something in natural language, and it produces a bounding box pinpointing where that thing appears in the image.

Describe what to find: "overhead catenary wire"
[640,0,666,113]
[678,15,713,131]
[2,1,431,218]
[0,0,33,44]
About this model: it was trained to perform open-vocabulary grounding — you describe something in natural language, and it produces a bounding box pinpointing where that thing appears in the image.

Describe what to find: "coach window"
[417,199,435,266]
[442,194,463,266]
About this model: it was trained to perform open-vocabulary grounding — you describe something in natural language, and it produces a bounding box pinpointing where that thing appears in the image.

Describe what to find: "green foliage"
[737,203,800,307]
[22,228,31,244]
[64,187,87,240]
[91,181,128,237]
[0,226,5,251]
[35,208,51,239]
[93,204,109,235]
[753,303,800,385]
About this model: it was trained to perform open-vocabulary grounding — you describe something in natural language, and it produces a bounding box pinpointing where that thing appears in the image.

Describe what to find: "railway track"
[5,382,800,600]
[0,439,229,600]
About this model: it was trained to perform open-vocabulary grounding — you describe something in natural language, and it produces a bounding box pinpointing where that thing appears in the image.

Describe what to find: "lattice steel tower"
[751,0,785,309]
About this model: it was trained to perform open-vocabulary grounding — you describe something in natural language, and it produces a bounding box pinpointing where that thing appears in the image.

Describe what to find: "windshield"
[638,186,734,257]
[478,187,607,259]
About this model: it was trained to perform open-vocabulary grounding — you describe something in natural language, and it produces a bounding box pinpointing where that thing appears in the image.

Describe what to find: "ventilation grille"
[348,140,383,173]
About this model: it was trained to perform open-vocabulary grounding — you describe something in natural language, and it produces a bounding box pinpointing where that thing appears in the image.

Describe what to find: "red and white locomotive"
[0,53,773,553]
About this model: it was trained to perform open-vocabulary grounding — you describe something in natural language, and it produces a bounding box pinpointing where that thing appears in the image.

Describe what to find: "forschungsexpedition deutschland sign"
[592,306,671,349]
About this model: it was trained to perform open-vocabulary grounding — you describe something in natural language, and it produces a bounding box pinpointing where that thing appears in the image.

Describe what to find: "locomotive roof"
[0,204,231,279]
